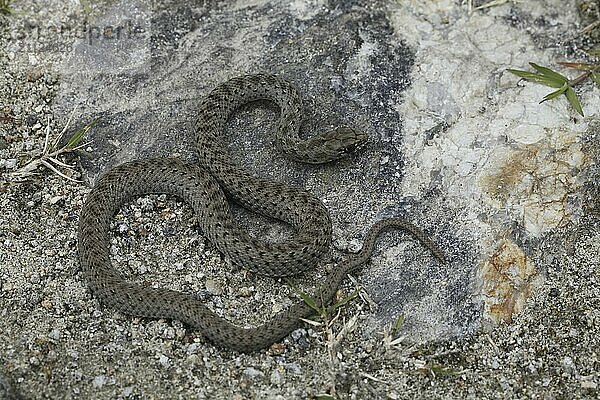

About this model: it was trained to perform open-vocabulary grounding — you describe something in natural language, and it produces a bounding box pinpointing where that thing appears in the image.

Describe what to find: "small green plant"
[294,287,359,320]
[418,361,460,378]
[391,313,405,336]
[10,111,99,182]
[80,0,92,16]
[507,62,600,117]
[315,395,336,400]
[381,313,407,349]
[291,283,361,400]
[0,0,12,15]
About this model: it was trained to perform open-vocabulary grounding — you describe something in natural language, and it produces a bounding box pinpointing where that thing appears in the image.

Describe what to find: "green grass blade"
[540,83,568,103]
[0,0,12,15]
[316,395,336,400]
[506,69,542,80]
[328,290,359,312]
[507,69,565,88]
[592,73,600,86]
[391,314,405,336]
[564,86,584,116]
[288,281,323,314]
[65,117,100,149]
[529,62,568,82]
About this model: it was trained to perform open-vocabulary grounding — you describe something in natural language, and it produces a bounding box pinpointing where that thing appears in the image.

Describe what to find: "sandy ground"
[1,1,599,399]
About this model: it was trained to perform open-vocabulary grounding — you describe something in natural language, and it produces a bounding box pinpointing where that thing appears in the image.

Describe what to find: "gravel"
[1,1,598,399]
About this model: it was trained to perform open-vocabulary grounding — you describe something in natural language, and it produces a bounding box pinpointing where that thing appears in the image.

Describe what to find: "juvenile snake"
[78,74,446,352]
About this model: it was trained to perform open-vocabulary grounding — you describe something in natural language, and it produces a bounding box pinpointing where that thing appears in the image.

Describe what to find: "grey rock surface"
[53,0,476,344]
[1,0,598,399]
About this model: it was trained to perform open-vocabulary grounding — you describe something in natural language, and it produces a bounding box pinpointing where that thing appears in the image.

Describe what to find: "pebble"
[158,354,170,366]
[562,356,575,374]
[185,354,199,365]
[286,363,302,375]
[30,274,40,284]
[269,370,284,385]
[291,328,306,341]
[187,343,201,354]
[347,238,361,253]
[238,286,254,297]
[118,223,129,234]
[121,386,134,397]
[243,367,264,379]
[205,279,223,295]
[25,113,38,126]
[163,327,175,340]
[49,195,64,205]
[92,375,107,388]
[272,303,283,313]
[580,379,597,389]
[48,329,61,340]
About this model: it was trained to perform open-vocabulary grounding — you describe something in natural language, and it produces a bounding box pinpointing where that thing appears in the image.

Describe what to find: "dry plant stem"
[569,70,597,87]
[325,309,341,398]
[323,295,363,397]
[582,20,600,34]
[10,109,87,182]
[12,140,88,182]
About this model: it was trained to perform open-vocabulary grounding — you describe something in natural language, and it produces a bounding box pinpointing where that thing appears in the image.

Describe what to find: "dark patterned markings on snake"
[77,74,446,352]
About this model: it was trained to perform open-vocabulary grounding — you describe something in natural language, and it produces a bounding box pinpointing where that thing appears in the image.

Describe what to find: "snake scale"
[78,74,446,352]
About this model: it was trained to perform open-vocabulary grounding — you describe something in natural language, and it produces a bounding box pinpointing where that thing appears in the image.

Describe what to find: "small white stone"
[272,303,283,313]
[581,379,597,389]
[562,356,575,374]
[49,196,63,205]
[187,343,201,354]
[291,329,305,341]
[205,279,223,296]
[163,327,175,340]
[238,286,253,297]
[48,329,61,340]
[347,238,362,253]
[92,375,107,388]
[243,367,264,379]
[270,370,284,386]
[122,386,134,397]
[185,354,199,365]
[158,354,170,366]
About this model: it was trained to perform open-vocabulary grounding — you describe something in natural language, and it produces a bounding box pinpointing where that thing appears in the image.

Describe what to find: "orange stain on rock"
[481,239,541,323]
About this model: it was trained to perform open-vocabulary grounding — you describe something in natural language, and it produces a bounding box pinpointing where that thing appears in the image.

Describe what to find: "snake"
[77,74,446,352]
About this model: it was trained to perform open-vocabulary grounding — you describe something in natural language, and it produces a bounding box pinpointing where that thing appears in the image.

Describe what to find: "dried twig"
[9,110,98,183]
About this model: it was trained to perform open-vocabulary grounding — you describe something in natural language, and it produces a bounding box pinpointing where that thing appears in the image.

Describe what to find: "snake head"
[312,126,368,162]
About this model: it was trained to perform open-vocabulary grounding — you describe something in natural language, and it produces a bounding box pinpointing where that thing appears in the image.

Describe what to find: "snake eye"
[332,127,367,155]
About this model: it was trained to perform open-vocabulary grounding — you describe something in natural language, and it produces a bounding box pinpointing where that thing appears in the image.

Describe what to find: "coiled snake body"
[78,74,445,352]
